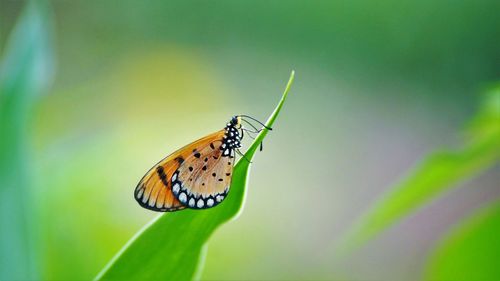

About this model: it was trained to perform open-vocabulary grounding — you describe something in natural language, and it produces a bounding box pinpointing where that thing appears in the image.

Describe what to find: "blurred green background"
[1,0,499,280]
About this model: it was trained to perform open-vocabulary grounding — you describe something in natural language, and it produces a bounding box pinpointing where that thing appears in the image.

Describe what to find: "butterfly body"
[135,116,245,212]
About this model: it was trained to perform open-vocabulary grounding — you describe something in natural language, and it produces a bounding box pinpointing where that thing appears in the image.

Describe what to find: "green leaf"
[0,1,54,280]
[95,71,295,280]
[342,85,500,251]
[423,201,500,281]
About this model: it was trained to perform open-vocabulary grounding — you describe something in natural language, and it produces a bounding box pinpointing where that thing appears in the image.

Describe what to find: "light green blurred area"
[1,0,499,280]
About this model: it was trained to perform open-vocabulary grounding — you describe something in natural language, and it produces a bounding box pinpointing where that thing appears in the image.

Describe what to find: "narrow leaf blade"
[342,85,500,251]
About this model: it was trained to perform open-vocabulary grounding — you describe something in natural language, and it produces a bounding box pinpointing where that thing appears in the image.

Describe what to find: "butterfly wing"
[134,130,228,212]
[134,156,186,212]
[170,133,236,209]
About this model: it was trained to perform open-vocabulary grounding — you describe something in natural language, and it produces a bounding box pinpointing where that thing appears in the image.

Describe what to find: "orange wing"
[134,130,226,212]
[171,135,236,209]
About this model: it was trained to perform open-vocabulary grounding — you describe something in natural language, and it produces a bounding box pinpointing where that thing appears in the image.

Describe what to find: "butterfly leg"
[241,129,263,151]
[236,149,252,163]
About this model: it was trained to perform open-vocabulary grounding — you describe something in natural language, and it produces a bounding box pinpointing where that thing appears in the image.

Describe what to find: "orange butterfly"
[134,115,270,212]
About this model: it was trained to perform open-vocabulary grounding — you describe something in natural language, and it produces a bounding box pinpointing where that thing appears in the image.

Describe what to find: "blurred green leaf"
[95,71,294,280]
[342,85,500,251]
[423,201,500,281]
[0,0,54,280]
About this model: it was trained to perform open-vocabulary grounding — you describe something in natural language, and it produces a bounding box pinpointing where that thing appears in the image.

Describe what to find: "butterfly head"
[222,115,270,158]
[230,115,242,129]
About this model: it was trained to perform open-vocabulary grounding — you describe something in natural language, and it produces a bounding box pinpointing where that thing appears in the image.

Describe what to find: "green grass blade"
[341,85,500,252]
[0,1,54,279]
[95,71,295,281]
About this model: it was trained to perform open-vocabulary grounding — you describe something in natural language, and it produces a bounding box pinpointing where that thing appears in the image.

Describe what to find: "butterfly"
[134,115,270,212]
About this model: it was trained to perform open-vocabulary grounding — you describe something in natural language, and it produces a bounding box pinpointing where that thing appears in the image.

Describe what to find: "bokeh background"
[1,0,499,280]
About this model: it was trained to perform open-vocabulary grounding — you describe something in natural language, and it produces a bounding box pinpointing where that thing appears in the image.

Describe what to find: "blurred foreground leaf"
[95,71,294,280]
[423,201,500,281]
[343,85,500,250]
[0,0,54,279]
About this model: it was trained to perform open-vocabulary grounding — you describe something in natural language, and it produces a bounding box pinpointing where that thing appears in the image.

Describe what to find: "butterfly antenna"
[241,120,261,133]
[239,115,272,130]
[236,149,252,163]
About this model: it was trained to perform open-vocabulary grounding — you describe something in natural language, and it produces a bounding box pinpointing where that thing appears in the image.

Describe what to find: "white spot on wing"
[137,188,144,198]
[172,183,180,194]
[148,198,156,207]
[197,199,204,208]
[156,199,163,208]
[207,198,214,207]
[142,194,149,203]
[189,198,195,207]
[172,173,177,182]
[179,192,187,203]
